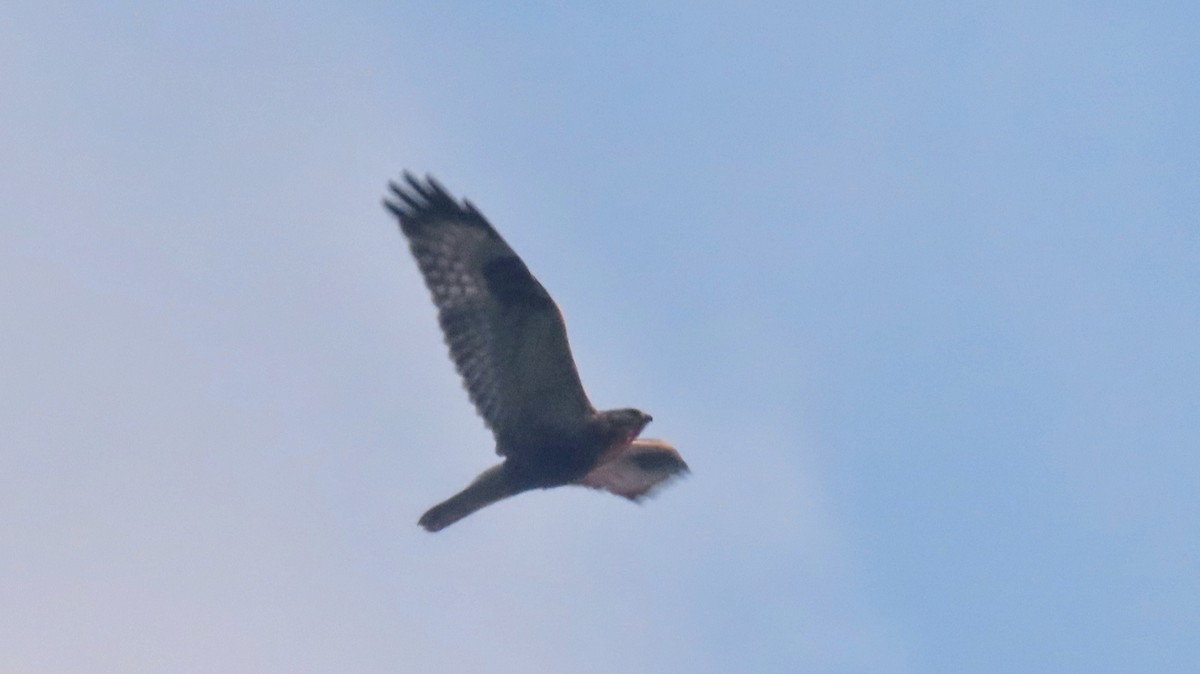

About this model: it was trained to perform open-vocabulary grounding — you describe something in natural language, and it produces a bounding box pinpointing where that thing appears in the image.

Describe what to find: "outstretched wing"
[383,173,594,453]
[576,439,689,501]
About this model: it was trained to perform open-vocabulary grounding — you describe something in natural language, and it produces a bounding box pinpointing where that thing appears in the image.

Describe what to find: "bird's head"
[600,407,654,446]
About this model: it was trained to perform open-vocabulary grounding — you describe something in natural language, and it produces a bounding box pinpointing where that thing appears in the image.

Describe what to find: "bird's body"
[383,173,687,531]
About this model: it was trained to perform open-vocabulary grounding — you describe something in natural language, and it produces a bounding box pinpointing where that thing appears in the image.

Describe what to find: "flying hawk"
[384,173,688,532]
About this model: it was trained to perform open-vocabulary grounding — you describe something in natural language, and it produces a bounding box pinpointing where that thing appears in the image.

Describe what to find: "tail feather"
[419,463,516,532]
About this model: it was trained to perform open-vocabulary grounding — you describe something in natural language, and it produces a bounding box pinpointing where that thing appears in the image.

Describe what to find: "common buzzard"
[384,173,688,531]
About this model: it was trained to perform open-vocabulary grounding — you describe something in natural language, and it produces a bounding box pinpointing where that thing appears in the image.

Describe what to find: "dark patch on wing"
[483,256,554,309]
[631,450,690,472]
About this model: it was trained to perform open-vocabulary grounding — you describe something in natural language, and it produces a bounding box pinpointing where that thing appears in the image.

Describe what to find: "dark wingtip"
[403,171,430,198]
[630,449,690,473]
[386,178,424,210]
[383,171,473,222]
[381,195,405,218]
[426,175,451,200]
[384,171,501,242]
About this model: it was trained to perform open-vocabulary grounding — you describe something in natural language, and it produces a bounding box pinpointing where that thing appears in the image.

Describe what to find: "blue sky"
[2,2,1197,672]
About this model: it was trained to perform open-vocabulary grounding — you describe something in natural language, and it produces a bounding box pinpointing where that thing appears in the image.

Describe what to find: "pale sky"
[3,2,1198,672]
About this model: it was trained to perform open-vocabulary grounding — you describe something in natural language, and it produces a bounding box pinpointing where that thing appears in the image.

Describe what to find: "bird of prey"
[383,173,688,532]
